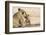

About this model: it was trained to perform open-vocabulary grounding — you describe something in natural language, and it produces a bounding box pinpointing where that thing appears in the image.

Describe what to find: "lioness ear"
[18,8,21,11]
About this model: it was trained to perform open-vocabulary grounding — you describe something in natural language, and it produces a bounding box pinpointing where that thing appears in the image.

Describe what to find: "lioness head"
[18,8,28,19]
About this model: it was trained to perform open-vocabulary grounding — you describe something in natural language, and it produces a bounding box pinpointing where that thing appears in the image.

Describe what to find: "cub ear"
[18,8,21,11]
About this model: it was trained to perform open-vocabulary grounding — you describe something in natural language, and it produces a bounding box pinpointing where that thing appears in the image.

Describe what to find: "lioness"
[13,8,30,28]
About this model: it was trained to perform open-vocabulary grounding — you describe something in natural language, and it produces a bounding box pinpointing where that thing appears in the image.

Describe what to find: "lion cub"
[13,8,30,28]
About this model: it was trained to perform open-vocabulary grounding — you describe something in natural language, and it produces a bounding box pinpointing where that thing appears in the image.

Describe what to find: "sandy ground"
[30,17,40,24]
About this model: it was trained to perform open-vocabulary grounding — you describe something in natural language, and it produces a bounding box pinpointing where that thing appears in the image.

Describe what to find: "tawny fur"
[13,8,30,28]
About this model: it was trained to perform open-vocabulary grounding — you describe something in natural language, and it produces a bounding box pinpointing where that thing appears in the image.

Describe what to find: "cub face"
[13,8,30,28]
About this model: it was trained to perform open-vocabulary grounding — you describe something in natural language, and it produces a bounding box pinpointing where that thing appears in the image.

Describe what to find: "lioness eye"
[22,12,24,14]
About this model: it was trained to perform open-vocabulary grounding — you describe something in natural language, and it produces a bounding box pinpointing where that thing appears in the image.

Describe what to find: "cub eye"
[22,12,24,14]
